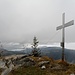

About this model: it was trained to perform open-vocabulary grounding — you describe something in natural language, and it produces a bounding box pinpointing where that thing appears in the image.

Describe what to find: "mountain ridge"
[0,47,75,63]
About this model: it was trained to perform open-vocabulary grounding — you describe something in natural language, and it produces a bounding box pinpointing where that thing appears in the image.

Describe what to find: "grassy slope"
[9,65,75,75]
[8,56,75,75]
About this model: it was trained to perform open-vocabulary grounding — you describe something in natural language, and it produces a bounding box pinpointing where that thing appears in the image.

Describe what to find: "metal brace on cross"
[56,13,74,61]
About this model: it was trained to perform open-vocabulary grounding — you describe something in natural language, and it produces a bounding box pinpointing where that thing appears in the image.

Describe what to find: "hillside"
[0,48,25,56]
[7,56,75,75]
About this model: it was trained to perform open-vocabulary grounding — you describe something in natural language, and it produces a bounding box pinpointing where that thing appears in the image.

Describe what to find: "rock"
[41,65,46,69]
[19,55,28,59]
[38,61,50,67]
[20,57,34,62]
[20,57,35,67]
[11,57,35,67]
[22,61,35,67]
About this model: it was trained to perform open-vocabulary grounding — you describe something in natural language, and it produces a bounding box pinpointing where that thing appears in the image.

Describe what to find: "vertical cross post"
[62,13,65,61]
[56,13,74,62]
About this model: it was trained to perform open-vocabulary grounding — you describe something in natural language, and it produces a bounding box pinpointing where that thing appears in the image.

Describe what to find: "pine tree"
[32,37,41,57]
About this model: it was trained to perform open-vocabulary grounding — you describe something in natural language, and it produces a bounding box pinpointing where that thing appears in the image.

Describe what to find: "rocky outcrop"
[38,61,50,67]
[21,57,35,67]
[13,57,35,67]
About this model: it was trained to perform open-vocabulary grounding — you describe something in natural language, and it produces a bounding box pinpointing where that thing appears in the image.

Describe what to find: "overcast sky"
[0,0,75,44]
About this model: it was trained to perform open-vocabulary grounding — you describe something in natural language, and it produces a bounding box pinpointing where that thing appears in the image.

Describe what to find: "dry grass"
[29,56,54,63]
[58,60,69,66]
[8,66,74,75]
[9,66,47,75]
[8,56,75,75]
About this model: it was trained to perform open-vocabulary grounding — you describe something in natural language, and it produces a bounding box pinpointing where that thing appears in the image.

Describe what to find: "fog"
[0,0,75,44]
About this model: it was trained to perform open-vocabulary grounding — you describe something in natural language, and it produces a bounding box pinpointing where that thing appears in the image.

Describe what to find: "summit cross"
[56,13,74,61]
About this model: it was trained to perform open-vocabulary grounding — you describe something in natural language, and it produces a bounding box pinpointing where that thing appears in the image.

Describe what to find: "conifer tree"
[32,37,41,57]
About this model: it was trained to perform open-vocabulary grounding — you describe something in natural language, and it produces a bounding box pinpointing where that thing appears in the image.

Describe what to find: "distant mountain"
[0,48,25,56]
[22,47,75,63]
[0,48,7,52]
[0,47,75,63]
[40,47,75,63]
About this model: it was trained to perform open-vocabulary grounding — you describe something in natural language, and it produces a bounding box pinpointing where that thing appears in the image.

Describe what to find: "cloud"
[1,42,75,51]
[0,0,75,43]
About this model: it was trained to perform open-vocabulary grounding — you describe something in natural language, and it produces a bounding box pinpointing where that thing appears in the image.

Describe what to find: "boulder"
[11,57,35,67]
[20,57,35,67]
[41,65,46,69]
[20,57,34,62]
[38,61,50,67]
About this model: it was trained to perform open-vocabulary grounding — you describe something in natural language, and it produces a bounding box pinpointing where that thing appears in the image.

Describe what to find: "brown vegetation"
[7,56,75,75]
[0,68,3,75]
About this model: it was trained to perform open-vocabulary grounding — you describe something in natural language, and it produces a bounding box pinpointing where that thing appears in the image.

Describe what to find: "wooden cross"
[56,13,74,61]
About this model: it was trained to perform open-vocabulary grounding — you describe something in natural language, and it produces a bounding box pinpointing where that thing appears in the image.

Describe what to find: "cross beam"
[56,13,74,61]
[57,20,74,30]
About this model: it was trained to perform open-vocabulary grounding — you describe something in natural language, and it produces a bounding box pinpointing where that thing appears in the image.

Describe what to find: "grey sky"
[0,0,75,43]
